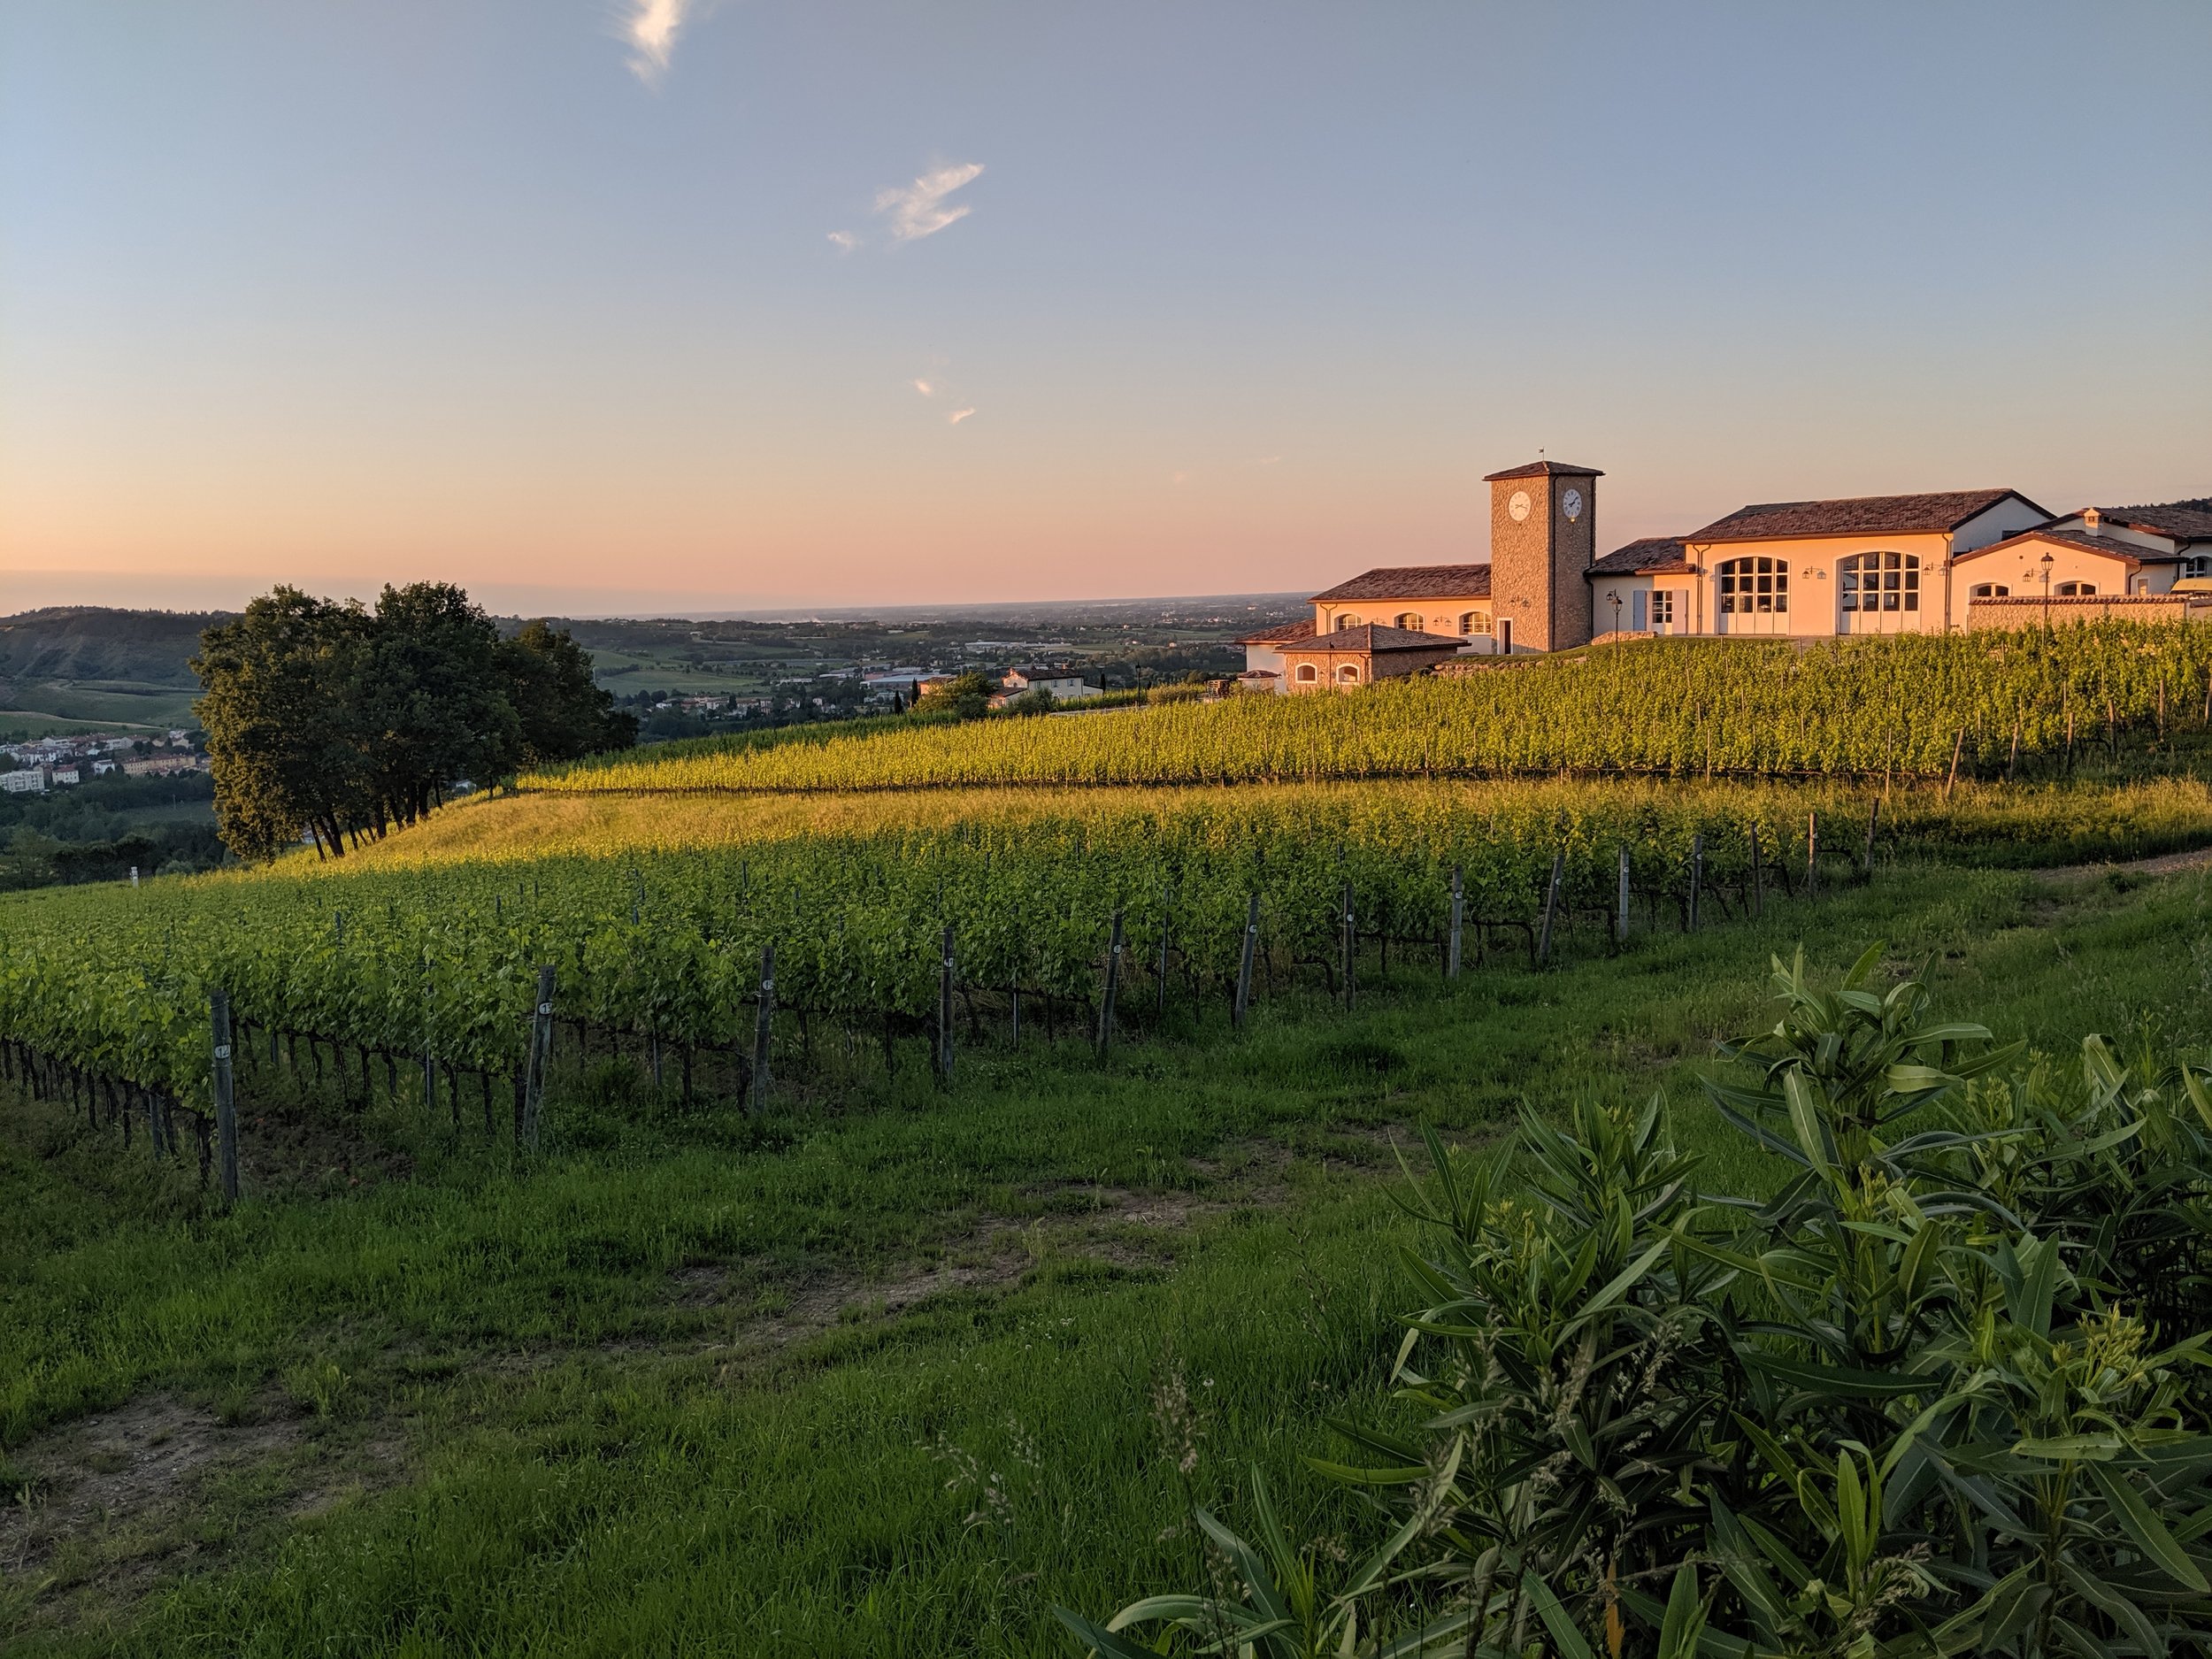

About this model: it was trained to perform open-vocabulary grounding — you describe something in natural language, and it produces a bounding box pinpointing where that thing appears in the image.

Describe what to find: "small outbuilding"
[1277,624,1467,692]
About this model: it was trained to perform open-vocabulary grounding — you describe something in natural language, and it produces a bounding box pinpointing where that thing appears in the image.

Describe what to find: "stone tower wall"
[1487,471,1598,651]
[1550,476,1595,649]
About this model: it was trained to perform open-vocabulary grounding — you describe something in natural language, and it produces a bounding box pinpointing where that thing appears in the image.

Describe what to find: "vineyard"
[9,775,2212,1194]
[532,623,2212,793]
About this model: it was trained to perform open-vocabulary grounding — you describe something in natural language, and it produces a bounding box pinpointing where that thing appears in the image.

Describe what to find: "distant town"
[1,729,208,795]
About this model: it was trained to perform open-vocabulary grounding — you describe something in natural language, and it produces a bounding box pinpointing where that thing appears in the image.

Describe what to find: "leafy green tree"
[355,583,518,831]
[498,619,637,768]
[194,582,635,860]
[190,588,369,860]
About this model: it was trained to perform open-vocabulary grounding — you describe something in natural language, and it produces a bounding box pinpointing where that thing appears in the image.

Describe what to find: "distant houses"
[1237,457,2211,691]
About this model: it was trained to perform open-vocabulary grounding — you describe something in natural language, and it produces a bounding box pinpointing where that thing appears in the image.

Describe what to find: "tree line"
[193,583,635,860]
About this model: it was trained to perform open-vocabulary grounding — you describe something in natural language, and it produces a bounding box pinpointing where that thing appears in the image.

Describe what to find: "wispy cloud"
[913,379,935,396]
[619,0,695,82]
[826,230,860,253]
[1256,455,1282,467]
[948,407,977,425]
[875,163,984,242]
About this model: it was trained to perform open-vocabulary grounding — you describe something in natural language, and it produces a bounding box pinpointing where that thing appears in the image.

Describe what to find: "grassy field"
[6,844,2211,1653]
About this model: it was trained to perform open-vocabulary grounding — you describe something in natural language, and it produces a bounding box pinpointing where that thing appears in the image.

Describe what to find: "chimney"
[2082,508,2102,535]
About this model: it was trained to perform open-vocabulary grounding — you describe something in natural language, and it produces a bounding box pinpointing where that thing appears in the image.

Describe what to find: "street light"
[2039,549,2055,631]
[1608,590,1622,636]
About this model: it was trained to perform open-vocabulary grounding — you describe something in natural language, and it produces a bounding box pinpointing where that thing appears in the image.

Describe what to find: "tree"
[194,582,635,861]
[190,588,369,860]
[497,620,638,768]
[354,583,518,833]
[934,672,996,719]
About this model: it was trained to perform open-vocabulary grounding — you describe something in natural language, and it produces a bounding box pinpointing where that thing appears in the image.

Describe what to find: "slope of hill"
[531,625,2212,792]
[0,607,232,734]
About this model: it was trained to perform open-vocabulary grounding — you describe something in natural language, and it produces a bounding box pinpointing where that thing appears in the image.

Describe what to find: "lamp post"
[2039,550,2055,631]
[1608,590,1622,636]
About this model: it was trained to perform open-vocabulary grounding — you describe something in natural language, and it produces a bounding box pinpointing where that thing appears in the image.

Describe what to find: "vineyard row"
[533,623,2212,794]
[3,810,1867,1194]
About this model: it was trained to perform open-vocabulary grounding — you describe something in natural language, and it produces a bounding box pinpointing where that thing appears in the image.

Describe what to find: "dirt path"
[2038,844,2212,881]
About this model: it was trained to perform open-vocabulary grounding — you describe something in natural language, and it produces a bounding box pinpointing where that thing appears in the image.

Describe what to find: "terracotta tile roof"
[1955,528,2150,568]
[1481,460,1604,481]
[1288,624,1466,654]
[1234,619,1317,646]
[1687,488,2043,542]
[1308,565,1492,603]
[2098,498,2212,541]
[1586,536,1690,577]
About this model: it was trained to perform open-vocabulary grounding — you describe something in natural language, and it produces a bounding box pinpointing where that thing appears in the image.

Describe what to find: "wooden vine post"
[210,987,238,1205]
[1537,849,1564,966]
[1095,910,1125,1056]
[1615,846,1631,946]
[1447,865,1465,979]
[750,942,775,1113]
[1155,902,1171,1021]
[1686,832,1704,932]
[936,925,956,1080]
[521,964,555,1152]
[1233,893,1259,1027]
[1944,726,1967,801]
[1339,881,1356,1010]
[1806,811,1820,898]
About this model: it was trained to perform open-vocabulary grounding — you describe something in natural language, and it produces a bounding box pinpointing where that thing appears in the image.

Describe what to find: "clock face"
[1509,490,1532,523]
[1562,488,1584,523]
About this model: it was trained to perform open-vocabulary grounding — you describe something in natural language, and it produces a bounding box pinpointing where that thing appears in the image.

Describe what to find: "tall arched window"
[1394,611,1421,630]
[1459,611,1492,636]
[1717,556,1788,614]
[1839,551,1918,612]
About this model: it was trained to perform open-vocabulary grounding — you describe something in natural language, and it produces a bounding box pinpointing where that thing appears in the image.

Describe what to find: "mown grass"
[7,854,2212,1653]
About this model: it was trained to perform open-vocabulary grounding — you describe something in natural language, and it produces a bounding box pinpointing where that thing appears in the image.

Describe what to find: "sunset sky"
[4,2,2208,617]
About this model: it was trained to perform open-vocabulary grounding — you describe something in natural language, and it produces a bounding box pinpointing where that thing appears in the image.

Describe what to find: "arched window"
[1336,663,1362,684]
[1839,551,1917,612]
[1334,613,1362,631]
[2056,581,2096,597]
[1394,611,1421,630]
[2184,557,2211,580]
[1459,611,1491,635]
[1717,556,1788,614]
[1970,583,2009,599]
[2133,577,2151,595]
[1294,663,1317,682]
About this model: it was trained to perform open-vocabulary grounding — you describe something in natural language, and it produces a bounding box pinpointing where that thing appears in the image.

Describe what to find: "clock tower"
[1483,459,1601,652]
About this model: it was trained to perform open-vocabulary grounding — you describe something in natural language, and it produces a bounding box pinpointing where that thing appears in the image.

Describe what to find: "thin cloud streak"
[826,230,859,252]
[913,380,934,396]
[947,407,976,425]
[875,163,984,241]
[622,0,692,83]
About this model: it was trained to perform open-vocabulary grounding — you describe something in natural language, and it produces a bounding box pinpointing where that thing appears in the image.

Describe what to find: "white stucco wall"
[1954,536,2147,611]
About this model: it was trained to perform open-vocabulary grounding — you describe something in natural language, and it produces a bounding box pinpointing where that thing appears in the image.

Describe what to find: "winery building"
[1239,459,2210,688]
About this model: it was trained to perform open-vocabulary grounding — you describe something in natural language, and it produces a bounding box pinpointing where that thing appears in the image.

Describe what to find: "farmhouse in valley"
[1238,459,2211,690]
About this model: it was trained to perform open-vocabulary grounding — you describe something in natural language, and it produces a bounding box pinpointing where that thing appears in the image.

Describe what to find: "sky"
[3,2,2208,618]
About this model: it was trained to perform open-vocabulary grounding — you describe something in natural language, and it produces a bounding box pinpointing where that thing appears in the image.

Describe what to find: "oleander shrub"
[1063,947,2212,1657]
